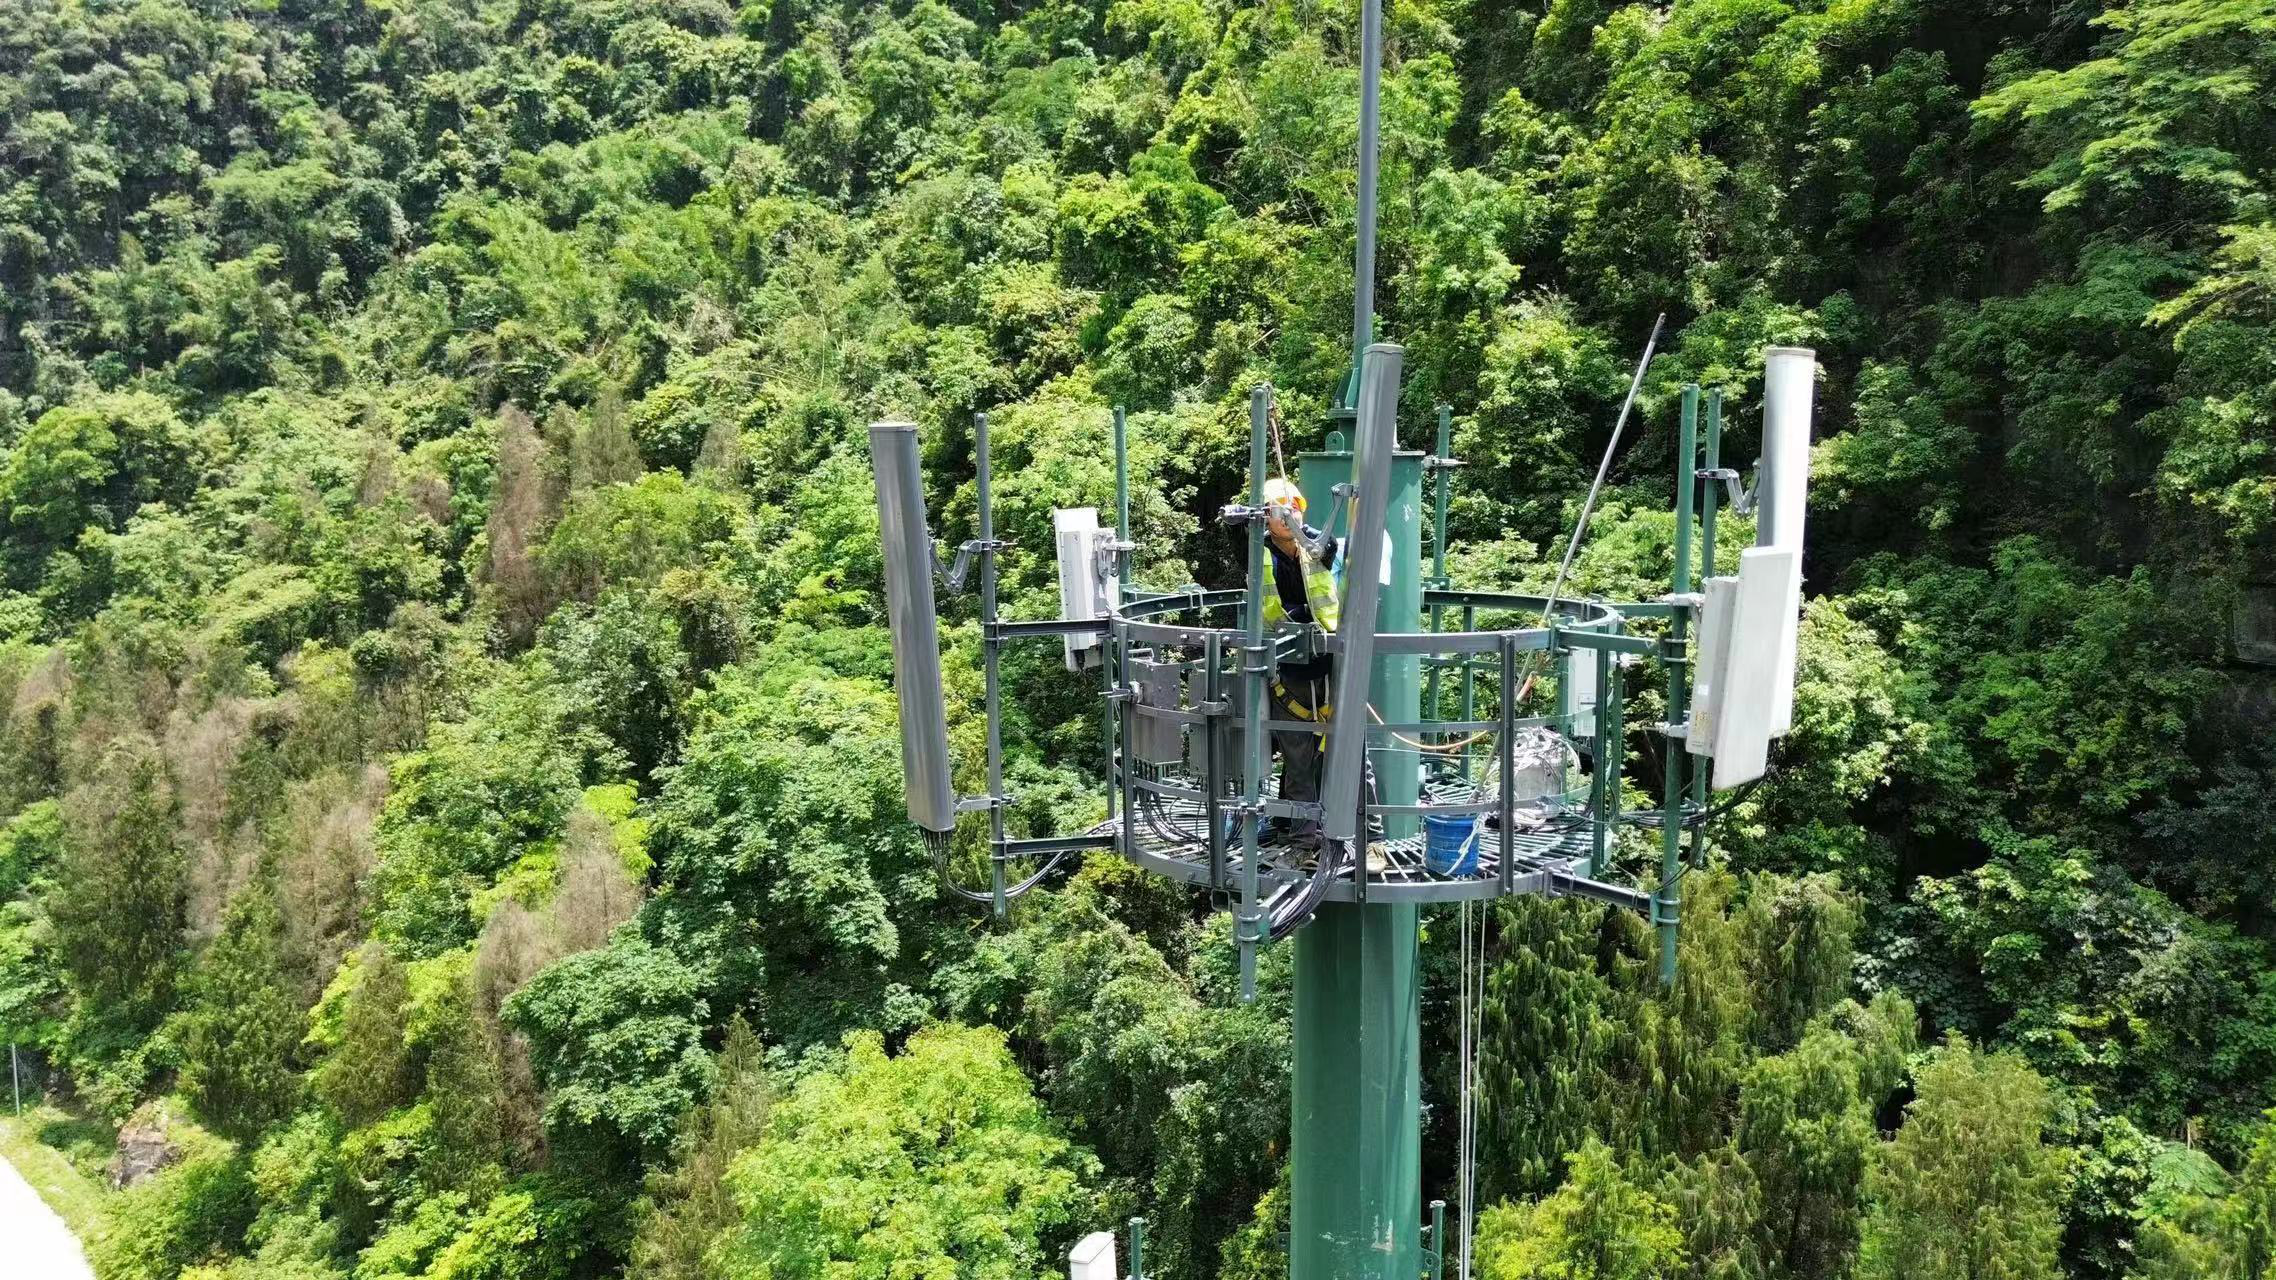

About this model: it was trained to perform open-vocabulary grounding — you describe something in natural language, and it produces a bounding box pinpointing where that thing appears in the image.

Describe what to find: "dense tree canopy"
[2,0,2274,1277]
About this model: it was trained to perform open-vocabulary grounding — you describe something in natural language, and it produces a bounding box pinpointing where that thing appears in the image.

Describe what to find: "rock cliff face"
[106,1101,180,1189]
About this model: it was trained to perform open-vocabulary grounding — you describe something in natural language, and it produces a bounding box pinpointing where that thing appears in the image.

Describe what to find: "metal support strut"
[1656,387,1700,985]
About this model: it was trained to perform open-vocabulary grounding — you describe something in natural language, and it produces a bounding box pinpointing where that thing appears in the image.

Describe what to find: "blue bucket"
[1423,812,1481,878]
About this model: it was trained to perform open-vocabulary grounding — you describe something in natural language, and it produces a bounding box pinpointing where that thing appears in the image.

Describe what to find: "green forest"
[2,0,2274,1275]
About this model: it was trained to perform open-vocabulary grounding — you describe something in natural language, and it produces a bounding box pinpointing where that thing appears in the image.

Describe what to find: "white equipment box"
[1054,508,1120,670]
[1068,1231,1117,1280]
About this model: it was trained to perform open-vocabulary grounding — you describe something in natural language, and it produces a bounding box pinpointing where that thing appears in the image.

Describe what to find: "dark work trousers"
[1271,672,1374,843]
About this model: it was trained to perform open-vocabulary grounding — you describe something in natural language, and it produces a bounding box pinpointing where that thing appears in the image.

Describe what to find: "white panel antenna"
[1706,547,1796,790]
[1054,508,1119,670]
[1686,575,1741,758]
[1759,346,1814,736]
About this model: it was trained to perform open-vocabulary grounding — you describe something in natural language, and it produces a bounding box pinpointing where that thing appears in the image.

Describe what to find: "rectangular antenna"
[869,422,958,833]
[1565,645,1599,740]
[1759,346,1814,736]
[1707,546,1797,790]
[1687,574,1740,757]
[1319,343,1402,844]
[1053,507,1116,670]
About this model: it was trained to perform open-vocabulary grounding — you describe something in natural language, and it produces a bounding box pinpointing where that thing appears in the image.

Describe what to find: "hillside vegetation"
[2,0,2275,1277]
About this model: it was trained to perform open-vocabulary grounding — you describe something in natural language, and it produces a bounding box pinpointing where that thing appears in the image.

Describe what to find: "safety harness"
[1261,540,1342,720]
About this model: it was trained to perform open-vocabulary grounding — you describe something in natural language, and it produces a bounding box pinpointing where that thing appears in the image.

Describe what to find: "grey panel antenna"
[1318,342,1402,843]
[868,422,958,833]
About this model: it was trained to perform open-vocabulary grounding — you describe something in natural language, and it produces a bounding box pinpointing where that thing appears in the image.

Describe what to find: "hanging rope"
[1266,399,1291,483]
[1512,312,1667,703]
[1458,895,1483,1280]
[1445,316,1664,1269]
[1366,701,1495,754]
[1457,898,1472,1280]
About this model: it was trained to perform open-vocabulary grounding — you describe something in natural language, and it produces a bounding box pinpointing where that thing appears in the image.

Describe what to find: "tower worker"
[1255,477,1366,846]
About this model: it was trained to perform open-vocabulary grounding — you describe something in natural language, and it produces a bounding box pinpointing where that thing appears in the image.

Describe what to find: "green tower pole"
[1291,440,1423,1280]
[1657,386,1699,986]
[1286,3,1418,1269]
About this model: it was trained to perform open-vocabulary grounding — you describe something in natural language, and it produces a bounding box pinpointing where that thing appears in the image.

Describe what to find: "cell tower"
[866,4,1819,1277]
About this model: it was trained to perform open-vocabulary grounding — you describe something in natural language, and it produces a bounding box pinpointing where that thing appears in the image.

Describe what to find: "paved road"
[0,1148,94,1280]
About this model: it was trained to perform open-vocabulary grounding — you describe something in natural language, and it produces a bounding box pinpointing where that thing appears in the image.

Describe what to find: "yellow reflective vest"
[1260,545,1341,633]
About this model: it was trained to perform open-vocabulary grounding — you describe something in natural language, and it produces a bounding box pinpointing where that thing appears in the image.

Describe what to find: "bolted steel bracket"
[1234,909,1268,944]
[934,536,1008,593]
[1238,640,1278,678]
[1698,462,1759,515]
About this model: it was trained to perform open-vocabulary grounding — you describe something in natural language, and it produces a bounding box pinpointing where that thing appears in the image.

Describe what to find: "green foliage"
[2136,1107,2276,1278]
[3,0,2275,1275]
[369,672,591,956]
[538,590,694,785]
[642,644,940,1045]
[940,871,1288,1280]
[502,930,713,1158]
[1735,1021,1883,1278]
[235,1111,351,1272]
[1476,872,1863,1202]
[50,735,187,1029]
[1860,538,2209,827]
[179,887,304,1140]
[539,472,746,607]
[94,1135,259,1280]
[0,393,204,585]
[0,800,64,1041]
[309,944,418,1129]
[632,1018,772,1280]
[418,1178,607,1280]
[1857,1037,2067,1280]
[1477,1137,1685,1280]
[725,1023,1098,1280]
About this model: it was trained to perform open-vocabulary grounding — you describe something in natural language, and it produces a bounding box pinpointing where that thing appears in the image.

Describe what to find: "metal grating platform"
[1092,771,1645,906]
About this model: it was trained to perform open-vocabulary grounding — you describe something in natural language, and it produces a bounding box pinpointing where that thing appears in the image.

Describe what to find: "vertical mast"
[1291,345,1422,1280]
[1353,0,1383,377]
